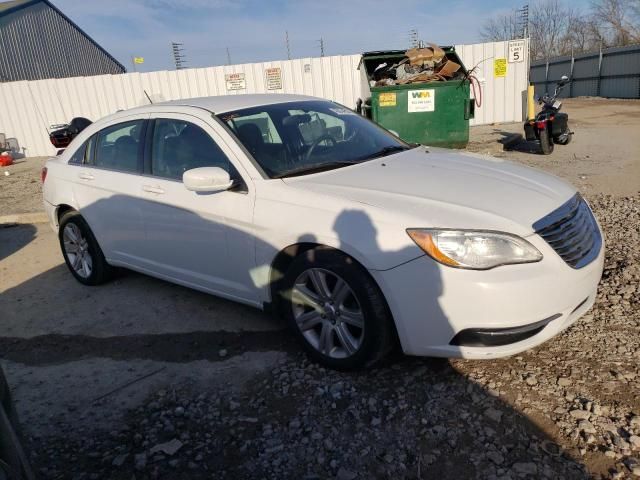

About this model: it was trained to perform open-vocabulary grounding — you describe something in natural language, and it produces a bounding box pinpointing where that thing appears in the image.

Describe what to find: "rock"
[484,407,503,423]
[111,453,128,467]
[525,376,538,386]
[174,406,185,417]
[134,453,147,471]
[578,420,597,434]
[487,451,504,465]
[513,462,537,475]
[336,467,357,480]
[632,466,640,477]
[569,409,591,420]
[629,435,640,449]
[150,438,183,456]
[557,377,571,387]
[218,349,228,357]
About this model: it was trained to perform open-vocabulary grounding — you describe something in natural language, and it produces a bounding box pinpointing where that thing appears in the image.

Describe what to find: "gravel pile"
[25,194,640,479]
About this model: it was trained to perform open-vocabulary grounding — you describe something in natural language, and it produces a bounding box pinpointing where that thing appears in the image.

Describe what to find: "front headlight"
[406,229,543,270]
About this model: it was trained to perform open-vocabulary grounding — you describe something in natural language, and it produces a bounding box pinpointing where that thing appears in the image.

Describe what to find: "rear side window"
[68,142,86,165]
[68,136,95,165]
[94,120,144,173]
[151,119,230,181]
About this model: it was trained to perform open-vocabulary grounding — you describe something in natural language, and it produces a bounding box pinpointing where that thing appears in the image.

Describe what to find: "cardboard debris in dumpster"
[363,44,466,87]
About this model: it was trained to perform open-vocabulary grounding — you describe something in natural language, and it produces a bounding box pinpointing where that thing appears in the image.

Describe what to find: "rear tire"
[58,211,112,286]
[539,128,554,155]
[280,248,396,370]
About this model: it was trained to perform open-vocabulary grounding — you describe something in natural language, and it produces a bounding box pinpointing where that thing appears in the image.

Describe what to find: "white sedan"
[42,94,604,369]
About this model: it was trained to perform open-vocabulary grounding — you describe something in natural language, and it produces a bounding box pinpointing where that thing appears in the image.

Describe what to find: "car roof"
[140,93,321,115]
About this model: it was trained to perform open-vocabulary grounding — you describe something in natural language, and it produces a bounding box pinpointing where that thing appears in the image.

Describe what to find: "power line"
[171,42,186,70]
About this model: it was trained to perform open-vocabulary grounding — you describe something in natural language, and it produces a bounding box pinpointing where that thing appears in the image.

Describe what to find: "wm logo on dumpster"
[411,91,431,98]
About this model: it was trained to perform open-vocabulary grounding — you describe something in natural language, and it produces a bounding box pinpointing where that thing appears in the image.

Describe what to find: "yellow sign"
[379,92,396,107]
[494,58,507,77]
[133,57,144,64]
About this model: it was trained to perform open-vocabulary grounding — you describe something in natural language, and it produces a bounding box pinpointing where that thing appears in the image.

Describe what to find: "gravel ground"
[18,194,640,480]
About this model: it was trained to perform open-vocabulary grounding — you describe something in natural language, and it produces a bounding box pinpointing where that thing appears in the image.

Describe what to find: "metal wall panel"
[530,44,640,100]
[0,1,124,82]
[0,40,529,157]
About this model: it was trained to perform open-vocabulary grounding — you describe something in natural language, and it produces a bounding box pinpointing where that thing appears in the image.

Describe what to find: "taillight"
[41,166,48,183]
[536,120,547,130]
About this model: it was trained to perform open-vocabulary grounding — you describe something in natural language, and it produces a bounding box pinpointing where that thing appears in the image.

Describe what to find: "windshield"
[218,100,412,178]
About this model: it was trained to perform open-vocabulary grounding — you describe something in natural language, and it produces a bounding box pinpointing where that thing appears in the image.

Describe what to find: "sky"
[51,0,540,72]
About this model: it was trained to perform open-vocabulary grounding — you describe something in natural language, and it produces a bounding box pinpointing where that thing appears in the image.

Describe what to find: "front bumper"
[370,232,604,359]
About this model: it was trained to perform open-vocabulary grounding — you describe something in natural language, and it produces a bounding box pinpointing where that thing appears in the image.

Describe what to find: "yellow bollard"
[527,85,535,121]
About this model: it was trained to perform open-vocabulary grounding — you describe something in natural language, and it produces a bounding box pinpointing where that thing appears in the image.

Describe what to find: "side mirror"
[183,167,234,193]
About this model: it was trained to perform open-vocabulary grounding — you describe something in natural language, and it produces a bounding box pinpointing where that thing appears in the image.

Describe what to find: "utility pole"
[226,47,232,65]
[285,31,291,60]
[318,37,325,57]
[517,4,529,38]
[409,28,419,48]
[171,42,186,70]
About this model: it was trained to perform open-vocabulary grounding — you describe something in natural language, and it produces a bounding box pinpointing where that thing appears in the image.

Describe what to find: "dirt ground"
[1,97,639,479]
[467,98,640,197]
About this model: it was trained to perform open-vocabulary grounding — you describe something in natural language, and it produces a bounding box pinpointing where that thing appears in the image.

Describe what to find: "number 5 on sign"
[508,40,525,63]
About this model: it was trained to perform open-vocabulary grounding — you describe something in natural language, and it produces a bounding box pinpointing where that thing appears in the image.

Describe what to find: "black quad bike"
[524,75,573,155]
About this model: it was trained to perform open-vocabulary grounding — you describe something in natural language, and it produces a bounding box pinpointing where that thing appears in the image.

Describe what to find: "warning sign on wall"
[225,73,246,91]
[494,58,507,78]
[265,67,283,90]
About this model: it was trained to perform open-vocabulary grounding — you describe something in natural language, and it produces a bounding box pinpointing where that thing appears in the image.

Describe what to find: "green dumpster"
[358,48,475,148]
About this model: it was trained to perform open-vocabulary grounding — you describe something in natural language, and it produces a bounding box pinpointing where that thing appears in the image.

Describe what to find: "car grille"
[533,194,602,269]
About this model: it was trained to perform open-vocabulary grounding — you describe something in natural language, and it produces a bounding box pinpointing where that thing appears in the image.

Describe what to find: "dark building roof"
[0,0,126,82]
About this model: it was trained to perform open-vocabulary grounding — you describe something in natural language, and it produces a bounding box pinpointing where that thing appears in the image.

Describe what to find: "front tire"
[280,248,396,370]
[539,127,554,155]
[58,211,112,286]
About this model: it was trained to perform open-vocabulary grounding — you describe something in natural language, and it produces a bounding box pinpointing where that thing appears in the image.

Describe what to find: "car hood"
[282,147,576,235]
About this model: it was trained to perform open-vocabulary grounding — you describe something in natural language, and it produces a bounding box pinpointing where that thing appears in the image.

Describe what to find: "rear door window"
[94,120,144,173]
[150,119,231,181]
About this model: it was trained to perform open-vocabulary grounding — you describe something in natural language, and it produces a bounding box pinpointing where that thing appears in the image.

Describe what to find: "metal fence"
[0,39,529,157]
[530,44,640,99]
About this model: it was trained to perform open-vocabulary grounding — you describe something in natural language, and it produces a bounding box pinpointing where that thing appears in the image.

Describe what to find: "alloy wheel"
[291,268,365,358]
[63,223,93,279]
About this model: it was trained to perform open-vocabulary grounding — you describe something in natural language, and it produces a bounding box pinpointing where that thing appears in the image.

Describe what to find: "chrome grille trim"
[533,194,602,269]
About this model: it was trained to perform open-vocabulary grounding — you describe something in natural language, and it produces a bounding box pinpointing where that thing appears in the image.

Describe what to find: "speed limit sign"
[508,40,525,63]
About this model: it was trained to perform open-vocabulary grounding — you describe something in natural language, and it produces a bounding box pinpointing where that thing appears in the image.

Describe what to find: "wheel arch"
[56,204,76,224]
[268,242,399,342]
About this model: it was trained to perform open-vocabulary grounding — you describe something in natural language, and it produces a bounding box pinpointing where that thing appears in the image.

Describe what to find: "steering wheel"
[305,135,337,162]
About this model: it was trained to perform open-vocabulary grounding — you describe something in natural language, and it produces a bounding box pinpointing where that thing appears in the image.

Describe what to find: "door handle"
[142,185,165,194]
[78,172,94,181]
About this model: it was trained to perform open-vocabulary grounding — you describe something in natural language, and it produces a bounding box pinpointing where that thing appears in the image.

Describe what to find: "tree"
[480,10,521,42]
[479,0,640,60]
[591,0,640,45]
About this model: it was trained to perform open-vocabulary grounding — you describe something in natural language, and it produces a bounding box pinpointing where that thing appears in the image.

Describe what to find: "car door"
[71,115,150,264]
[137,113,258,304]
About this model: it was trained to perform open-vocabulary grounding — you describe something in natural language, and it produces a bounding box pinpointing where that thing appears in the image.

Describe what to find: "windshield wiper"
[357,145,412,161]
[273,161,357,179]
